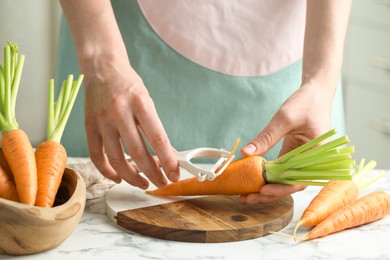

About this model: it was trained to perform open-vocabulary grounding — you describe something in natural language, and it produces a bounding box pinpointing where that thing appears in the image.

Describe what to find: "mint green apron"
[56,0,345,161]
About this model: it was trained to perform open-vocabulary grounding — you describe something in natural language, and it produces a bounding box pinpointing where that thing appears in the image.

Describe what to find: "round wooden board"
[106,183,293,243]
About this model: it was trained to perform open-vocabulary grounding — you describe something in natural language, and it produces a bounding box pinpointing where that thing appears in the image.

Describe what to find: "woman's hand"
[59,0,180,189]
[239,81,334,204]
[239,0,351,204]
[83,53,180,190]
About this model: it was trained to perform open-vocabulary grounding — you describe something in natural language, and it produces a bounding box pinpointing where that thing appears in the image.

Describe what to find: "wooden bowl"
[0,168,86,255]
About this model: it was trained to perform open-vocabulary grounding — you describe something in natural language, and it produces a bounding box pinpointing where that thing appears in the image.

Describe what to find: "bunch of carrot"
[295,191,390,240]
[270,159,389,240]
[0,41,83,207]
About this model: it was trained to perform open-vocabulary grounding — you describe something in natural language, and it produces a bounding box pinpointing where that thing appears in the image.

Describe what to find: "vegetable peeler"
[128,139,240,182]
[174,147,235,181]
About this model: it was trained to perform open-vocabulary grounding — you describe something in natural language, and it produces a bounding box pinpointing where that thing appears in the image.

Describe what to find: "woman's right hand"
[82,52,180,189]
[59,0,179,189]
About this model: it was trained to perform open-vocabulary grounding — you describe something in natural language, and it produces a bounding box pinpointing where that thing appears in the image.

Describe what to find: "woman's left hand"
[239,81,335,204]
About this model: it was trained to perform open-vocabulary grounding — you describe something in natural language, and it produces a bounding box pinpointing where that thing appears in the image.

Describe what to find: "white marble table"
[1,168,389,260]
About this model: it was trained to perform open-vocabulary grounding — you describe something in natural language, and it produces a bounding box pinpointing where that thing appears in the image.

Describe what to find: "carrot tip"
[293,220,304,239]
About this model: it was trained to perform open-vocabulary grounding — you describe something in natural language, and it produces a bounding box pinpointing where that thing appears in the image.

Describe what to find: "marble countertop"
[1,166,389,260]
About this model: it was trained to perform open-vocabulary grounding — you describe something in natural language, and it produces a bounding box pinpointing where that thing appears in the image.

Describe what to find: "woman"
[57,0,351,204]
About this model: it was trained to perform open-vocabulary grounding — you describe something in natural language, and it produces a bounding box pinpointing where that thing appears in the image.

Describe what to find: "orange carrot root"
[146,156,266,196]
[0,165,19,202]
[301,191,390,240]
[293,180,359,237]
[35,140,67,207]
[0,148,13,175]
[1,129,37,205]
[0,148,19,201]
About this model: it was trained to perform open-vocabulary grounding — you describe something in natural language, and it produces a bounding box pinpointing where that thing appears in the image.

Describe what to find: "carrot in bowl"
[295,191,390,241]
[0,167,18,202]
[0,148,12,174]
[0,148,18,201]
[146,129,356,196]
[0,42,37,205]
[35,74,83,207]
[0,161,19,202]
[292,159,383,237]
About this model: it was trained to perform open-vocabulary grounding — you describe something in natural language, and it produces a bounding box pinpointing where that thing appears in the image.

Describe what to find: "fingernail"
[243,143,257,154]
[169,171,179,182]
[140,183,149,190]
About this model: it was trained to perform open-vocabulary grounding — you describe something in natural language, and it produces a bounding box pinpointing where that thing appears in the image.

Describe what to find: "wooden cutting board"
[105,181,294,243]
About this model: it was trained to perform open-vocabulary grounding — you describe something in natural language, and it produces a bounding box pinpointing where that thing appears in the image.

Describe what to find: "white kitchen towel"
[67,158,115,200]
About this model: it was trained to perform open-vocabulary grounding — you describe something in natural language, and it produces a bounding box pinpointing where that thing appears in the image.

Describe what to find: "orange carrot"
[296,191,390,240]
[0,148,18,201]
[1,129,37,205]
[147,156,266,196]
[292,160,383,237]
[35,141,67,207]
[0,42,37,205]
[35,75,83,207]
[0,164,19,202]
[296,180,359,227]
[0,148,12,174]
[146,129,356,196]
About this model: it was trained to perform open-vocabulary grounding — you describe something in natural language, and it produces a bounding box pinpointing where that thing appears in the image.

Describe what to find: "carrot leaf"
[264,129,356,186]
[0,42,24,133]
[352,159,383,190]
[274,128,337,164]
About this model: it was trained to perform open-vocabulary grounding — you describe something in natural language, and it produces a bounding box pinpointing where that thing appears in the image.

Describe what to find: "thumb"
[241,124,287,157]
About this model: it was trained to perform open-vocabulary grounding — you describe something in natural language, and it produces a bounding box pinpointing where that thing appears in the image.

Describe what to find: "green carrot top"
[0,41,25,133]
[264,129,356,186]
[352,158,383,190]
[47,74,83,143]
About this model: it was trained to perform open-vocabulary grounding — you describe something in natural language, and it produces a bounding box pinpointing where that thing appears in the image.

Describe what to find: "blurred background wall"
[0,0,61,146]
[343,0,390,168]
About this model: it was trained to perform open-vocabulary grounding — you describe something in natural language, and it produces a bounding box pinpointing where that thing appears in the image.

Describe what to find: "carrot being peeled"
[295,191,390,241]
[293,159,383,237]
[148,156,266,196]
[147,129,356,196]
[35,75,83,207]
[0,42,37,205]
